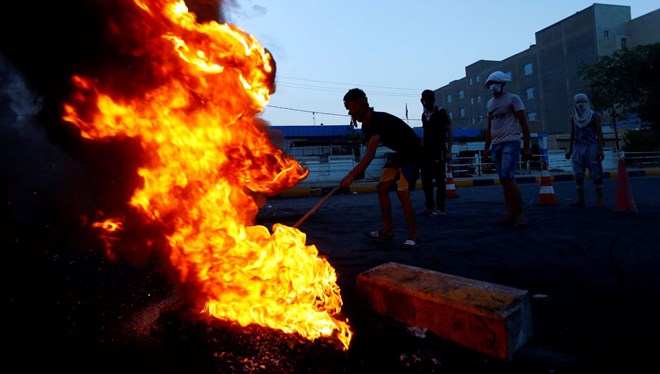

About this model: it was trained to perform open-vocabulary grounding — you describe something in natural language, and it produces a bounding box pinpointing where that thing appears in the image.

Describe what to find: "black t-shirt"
[362,110,422,166]
[421,106,451,160]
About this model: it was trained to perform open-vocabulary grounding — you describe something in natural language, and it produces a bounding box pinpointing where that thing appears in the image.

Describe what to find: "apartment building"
[435,4,660,138]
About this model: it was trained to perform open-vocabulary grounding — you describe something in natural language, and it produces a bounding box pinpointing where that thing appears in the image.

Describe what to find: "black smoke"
[0,1,225,369]
[1,0,228,253]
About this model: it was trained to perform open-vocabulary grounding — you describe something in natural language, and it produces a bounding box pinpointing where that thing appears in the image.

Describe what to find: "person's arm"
[483,117,492,158]
[445,119,453,162]
[340,134,379,187]
[566,116,575,159]
[594,113,605,161]
[515,109,532,161]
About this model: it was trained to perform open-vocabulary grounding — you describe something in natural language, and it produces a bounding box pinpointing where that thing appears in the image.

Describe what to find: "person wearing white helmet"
[482,71,532,227]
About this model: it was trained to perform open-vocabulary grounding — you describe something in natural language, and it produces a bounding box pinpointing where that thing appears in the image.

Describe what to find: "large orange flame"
[62,0,352,349]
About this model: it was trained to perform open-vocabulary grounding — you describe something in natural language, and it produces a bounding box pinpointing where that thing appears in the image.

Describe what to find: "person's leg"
[499,141,525,224]
[587,144,604,208]
[594,179,603,207]
[436,160,447,213]
[500,180,514,220]
[571,178,586,207]
[501,178,524,224]
[397,166,419,241]
[491,142,514,222]
[512,184,525,224]
[571,146,587,207]
[376,168,397,235]
[420,163,434,212]
[397,189,417,240]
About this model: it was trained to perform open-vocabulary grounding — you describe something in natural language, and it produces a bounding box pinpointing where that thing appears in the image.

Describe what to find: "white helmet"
[484,71,511,87]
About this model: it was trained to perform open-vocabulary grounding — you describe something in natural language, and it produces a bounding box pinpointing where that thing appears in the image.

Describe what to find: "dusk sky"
[225,1,658,127]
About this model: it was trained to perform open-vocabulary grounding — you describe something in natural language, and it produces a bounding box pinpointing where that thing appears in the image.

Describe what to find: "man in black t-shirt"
[339,88,422,250]
[418,89,453,217]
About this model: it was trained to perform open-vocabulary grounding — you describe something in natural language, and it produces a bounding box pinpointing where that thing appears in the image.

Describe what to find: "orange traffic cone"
[614,158,638,212]
[445,166,458,198]
[538,161,559,205]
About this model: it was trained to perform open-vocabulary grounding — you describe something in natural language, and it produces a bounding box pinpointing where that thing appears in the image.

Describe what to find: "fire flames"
[62,0,352,349]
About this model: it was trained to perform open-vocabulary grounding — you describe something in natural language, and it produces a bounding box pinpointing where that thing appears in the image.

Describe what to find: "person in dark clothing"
[418,89,453,217]
[339,88,423,250]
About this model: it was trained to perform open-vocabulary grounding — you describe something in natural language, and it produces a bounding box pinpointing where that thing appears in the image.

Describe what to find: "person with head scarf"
[565,93,605,207]
[482,71,532,227]
[340,88,423,250]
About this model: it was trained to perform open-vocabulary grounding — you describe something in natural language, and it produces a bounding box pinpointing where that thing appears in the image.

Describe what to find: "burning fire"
[62,0,352,349]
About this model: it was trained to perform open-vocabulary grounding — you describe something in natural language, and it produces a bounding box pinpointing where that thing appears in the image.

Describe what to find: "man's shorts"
[380,166,418,191]
[571,144,602,180]
[490,140,520,180]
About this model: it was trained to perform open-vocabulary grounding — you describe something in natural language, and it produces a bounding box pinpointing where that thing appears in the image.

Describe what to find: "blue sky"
[225,1,658,127]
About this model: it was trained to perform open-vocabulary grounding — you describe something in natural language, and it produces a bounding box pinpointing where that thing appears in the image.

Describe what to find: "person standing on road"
[418,89,453,217]
[565,93,605,208]
[339,88,423,250]
[482,71,532,227]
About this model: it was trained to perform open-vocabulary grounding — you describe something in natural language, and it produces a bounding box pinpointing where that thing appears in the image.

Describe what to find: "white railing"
[291,149,659,187]
[449,149,660,176]
[294,153,388,187]
[621,150,660,169]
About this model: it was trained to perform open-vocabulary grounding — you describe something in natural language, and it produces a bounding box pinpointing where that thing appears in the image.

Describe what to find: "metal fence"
[449,149,660,177]
[292,148,659,187]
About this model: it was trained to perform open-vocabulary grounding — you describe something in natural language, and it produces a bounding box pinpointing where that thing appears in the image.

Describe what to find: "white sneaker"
[430,210,445,217]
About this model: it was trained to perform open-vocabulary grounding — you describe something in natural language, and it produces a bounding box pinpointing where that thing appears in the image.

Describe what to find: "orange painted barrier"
[446,166,458,198]
[538,161,559,205]
[614,158,638,213]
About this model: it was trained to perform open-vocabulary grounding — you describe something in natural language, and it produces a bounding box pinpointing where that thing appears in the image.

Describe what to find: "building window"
[446,94,452,103]
[459,90,465,99]
[620,37,628,49]
[475,75,480,83]
[477,95,482,103]
[478,115,483,123]
[523,63,533,76]
[528,112,537,120]
[448,112,453,120]
[470,97,475,105]
[526,87,535,99]
[468,78,473,86]
[604,30,610,38]
[460,108,466,117]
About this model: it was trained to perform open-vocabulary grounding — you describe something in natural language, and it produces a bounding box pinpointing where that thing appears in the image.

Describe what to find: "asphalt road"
[4,172,659,373]
[257,174,660,373]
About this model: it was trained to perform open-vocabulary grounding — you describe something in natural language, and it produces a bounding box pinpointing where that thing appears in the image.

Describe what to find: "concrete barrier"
[356,262,534,360]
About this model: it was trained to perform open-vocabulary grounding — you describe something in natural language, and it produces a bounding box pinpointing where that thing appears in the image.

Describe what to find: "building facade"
[434,4,660,136]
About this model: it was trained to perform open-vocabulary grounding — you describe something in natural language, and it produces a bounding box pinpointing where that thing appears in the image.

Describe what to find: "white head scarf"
[573,93,593,128]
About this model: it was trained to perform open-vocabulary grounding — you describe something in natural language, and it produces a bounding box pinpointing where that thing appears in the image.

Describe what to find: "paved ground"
[258,172,660,373]
[4,165,659,373]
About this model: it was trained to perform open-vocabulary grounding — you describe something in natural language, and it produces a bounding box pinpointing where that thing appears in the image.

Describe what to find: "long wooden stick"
[292,185,341,228]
